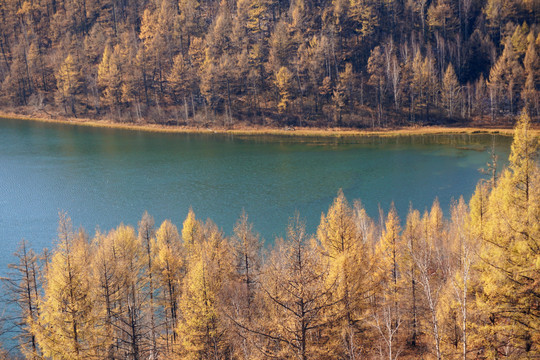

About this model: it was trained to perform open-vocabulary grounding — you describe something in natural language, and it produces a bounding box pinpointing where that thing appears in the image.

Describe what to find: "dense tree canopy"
[0,0,537,127]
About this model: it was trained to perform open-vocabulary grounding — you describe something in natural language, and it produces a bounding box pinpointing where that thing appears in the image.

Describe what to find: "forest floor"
[1,109,537,138]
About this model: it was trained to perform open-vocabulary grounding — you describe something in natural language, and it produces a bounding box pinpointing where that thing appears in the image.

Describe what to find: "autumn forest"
[0,0,538,126]
[0,113,538,359]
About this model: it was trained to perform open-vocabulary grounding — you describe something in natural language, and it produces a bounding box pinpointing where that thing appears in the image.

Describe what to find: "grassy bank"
[0,111,534,138]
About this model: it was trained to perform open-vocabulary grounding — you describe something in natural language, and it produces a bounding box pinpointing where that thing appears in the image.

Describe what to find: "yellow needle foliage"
[317,190,375,357]
[34,213,110,359]
[154,219,183,351]
[177,218,234,359]
[474,111,540,357]
[4,112,539,360]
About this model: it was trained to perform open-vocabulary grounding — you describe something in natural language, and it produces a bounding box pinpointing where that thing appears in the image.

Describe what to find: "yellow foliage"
[317,189,358,257]
[154,219,183,349]
[274,66,293,113]
[35,213,110,359]
[177,221,233,359]
[473,111,540,356]
[182,208,201,254]
[376,203,402,287]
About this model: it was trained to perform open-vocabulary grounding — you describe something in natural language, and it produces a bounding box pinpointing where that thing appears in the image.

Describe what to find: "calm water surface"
[0,118,511,270]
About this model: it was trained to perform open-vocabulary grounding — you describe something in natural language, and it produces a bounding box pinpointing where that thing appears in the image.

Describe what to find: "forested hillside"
[1,112,538,359]
[0,0,538,126]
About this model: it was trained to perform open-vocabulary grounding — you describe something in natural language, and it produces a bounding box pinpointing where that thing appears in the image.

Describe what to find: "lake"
[0,117,511,271]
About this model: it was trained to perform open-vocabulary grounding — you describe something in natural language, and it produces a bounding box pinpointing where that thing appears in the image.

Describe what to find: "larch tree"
[91,230,122,359]
[257,214,336,359]
[317,190,374,358]
[475,111,540,357]
[153,219,184,355]
[523,39,539,116]
[178,0,201,49]
[231,210,262,316]
[275,66,294,114]
[34,212,110,359]
[349,0,378,43]
[373,204,404,360]
[138,211,158,357]
[488,38,524,117]
[109,224,148,360]
[167,53,194,123]
[98,44,123,114]
[438,197,477,360]
[484,0,517,40]
[332,63,355,124]
[402,207,422,348]
[182,208,201,254]
[412,201,449,360]
[225,211,263,359]
[55,53,83,115]
[368,46,386,127]
[139,0,179,107]
[442,63,461,117]
[1,239,41,359]
[268,21,292,73]
[176,220,234,360]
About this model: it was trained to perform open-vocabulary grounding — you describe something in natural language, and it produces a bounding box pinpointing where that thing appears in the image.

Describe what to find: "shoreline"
[0,111,530,138]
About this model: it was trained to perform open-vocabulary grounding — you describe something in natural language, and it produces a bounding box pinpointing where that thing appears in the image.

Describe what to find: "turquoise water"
[0,118,511,269]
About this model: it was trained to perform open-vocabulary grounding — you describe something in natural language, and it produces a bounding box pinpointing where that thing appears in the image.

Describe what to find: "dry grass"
[1,111,537,138]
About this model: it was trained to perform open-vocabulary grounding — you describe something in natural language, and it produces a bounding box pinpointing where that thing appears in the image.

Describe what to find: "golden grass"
[1,111,537,138]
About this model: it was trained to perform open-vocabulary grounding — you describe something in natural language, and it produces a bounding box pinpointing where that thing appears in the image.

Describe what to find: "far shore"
[1,111,536,138]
